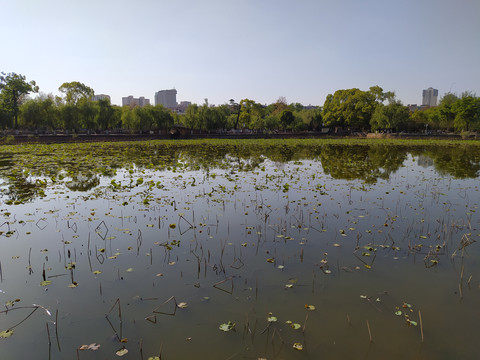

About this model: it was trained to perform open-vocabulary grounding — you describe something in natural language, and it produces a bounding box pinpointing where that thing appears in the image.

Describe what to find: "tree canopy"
[58,81,94,105]
[0,72,39,128]
[2,71,480,135]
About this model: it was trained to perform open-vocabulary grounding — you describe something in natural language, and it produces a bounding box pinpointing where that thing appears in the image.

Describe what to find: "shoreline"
[0,131,476,145]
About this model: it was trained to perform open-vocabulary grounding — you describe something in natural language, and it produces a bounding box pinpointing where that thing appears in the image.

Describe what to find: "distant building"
[155,89,177,108]
[422,87,438,107]
[176,101,192,113]
[122,96,150,107]
[92,94,111,102]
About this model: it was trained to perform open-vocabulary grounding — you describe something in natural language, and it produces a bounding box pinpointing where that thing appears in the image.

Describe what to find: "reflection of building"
[154,89,177,108]
[92,94,111,102]
[122,96,150,107]
[417,155,434,168]
[422,87,438,107]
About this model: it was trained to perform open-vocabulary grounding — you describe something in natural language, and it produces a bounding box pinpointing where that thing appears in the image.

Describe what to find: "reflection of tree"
[319,145,407,183]
[3,176,46,204]
[65,173,100,192]
[0,141,479,203]
[425,146,480,178]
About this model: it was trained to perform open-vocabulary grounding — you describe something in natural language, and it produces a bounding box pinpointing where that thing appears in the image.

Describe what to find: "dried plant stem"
[419,310,424,342]
[366,320,372,343]
[46,322,52,360]
[303,314,309,333]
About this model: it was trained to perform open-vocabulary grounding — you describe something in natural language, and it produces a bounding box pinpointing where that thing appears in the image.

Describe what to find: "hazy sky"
[2,0,479,106]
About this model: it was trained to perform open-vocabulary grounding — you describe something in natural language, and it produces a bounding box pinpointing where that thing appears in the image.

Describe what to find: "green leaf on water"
[395,310,402,316]
[40,280,52,286]
[0,329,14,338]
[116,347,128,356]
[293,342,303,351]
[93,270,102,275]
[148,357,160,360]
[291,323,301,330]
[219,321,235,332]
[267,315,278,322]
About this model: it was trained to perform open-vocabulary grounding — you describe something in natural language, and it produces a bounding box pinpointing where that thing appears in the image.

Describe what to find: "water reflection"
[0,140,479,359]
[0,142,479,204]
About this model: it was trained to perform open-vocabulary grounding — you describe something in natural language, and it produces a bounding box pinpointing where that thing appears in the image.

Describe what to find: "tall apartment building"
[92,94,111,102]
[154,89,177,108]
[122,96,150,107]
[422,87,439,107]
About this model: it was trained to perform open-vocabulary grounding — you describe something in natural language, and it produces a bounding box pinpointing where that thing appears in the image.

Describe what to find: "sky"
[1,0,480,107]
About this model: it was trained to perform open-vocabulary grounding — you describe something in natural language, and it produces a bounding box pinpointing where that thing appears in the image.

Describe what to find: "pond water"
[0,140,479,359]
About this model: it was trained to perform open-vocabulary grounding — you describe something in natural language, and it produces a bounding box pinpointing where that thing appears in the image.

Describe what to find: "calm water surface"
[0,141,479,359]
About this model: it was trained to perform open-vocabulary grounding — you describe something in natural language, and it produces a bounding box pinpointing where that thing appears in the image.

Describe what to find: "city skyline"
[2,0,479,107]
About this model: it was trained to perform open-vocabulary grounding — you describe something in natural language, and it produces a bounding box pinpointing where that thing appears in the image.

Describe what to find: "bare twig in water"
[419,310,424,342]
[366,320,373,343]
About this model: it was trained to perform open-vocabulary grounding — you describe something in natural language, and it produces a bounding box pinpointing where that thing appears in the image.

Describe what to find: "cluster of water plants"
[0,139,479,359]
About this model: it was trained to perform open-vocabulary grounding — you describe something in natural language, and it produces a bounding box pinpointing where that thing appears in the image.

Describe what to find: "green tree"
[58,81,94,105]
[370,100,409,132]
[437,92,458,131]
[150,105,174,131]
[453,93,480,132]
[121,106,136,131]
[0,72,39,129]
[280,109,295,130]
[96,98,115,130]
[295,107,322,130]
[237,99,264,130]
[322,86,389,129]
[133,106,154,132]
[60,103,81,131]
[183,104,200,131]
[77,98,98,131]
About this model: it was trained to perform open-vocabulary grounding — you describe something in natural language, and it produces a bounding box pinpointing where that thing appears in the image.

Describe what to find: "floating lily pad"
[116,348,128,356]
[0,329,14,338]
[293,342,303,350]
[219,321,235,332]
[267,315,278,322]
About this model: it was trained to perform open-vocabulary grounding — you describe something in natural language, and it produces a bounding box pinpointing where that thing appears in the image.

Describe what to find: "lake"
[0,139,479,359]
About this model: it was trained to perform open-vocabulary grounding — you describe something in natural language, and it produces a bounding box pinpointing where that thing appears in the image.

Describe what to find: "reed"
[419,310,424,342]
[366,320,372,343]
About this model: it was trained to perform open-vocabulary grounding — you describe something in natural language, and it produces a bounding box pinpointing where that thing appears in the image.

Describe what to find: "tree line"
[1,72,479,134]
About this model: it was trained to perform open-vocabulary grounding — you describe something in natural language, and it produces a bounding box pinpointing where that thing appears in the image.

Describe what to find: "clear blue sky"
[2,0,479,106]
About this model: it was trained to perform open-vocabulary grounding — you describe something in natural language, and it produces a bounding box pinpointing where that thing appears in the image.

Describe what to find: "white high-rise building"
[422,87,438,107]
[92,94,111,102]
[155,89,177,108]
